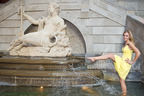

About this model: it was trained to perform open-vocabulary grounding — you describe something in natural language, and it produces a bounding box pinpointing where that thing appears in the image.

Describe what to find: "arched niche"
[24,19,86,55]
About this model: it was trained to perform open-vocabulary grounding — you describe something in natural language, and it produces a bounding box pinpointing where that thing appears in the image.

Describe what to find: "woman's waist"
[122,54,132,60]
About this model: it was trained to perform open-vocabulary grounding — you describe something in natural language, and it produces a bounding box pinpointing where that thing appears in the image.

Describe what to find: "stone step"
[0,70,103,86]
[0,56,83,65]
[0,0,19,22]
[0,56,85,70]
[0,63,70,70]
[90,0,126,25]
[0,69,102,77]
[0,75,101,86]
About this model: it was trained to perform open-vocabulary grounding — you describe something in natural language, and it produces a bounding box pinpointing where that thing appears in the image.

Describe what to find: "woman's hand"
[125,58,133,64]
[86,57,95,62]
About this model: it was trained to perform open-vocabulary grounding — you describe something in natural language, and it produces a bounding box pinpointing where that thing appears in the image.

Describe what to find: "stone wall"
[126,15,144,76]
[106,0,144,18]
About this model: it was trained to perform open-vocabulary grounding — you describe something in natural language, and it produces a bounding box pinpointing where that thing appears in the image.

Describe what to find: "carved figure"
[8,2,71,57]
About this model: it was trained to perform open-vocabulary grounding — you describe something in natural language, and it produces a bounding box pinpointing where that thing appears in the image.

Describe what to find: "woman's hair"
[123,30,135,44]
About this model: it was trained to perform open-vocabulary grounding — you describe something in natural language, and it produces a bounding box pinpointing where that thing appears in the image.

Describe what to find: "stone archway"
[24,19,86,55]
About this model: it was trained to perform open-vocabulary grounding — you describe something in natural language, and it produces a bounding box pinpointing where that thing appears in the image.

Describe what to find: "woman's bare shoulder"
[128,41,137,51]
[128,42,134,46]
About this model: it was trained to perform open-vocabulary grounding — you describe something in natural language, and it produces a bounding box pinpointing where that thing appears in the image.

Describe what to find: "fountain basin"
[0,56,103,86]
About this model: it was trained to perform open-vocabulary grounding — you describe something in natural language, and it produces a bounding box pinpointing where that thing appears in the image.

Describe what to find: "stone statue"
[8,2,72,57]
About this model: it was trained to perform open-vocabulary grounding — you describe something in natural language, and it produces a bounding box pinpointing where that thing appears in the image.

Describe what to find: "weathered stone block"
[60,4,81,10]
[115,44,123,52]
[81,0,89,4]
[86,18,121,27]
[0,36,15,43]
[60,11,81,18]
[0,28,19,35]
[104,36,123,43]
[89,11,104,18]
[93,35,104,43]
[0,21,20,28]
[85,35,94,53]
[25,5,47,11]
[93,44,115,52]
[93,27,124,34]
[28,0,80,4]
[0,44,10,50]
[8,12,46,20]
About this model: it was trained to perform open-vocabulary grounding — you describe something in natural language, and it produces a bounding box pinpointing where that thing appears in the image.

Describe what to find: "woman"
[86,30,140,95]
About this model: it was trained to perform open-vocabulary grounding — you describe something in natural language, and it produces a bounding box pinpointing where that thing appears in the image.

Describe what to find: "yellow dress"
[114,45,133,80]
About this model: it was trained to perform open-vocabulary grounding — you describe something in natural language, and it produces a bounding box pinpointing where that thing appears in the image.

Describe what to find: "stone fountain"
[0,2,103,86]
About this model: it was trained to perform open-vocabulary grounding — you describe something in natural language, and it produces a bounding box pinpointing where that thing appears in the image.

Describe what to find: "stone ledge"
[127,15,144,27]
[0,70,103,86]
[141,76,144,84]
[0,56,81,64]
